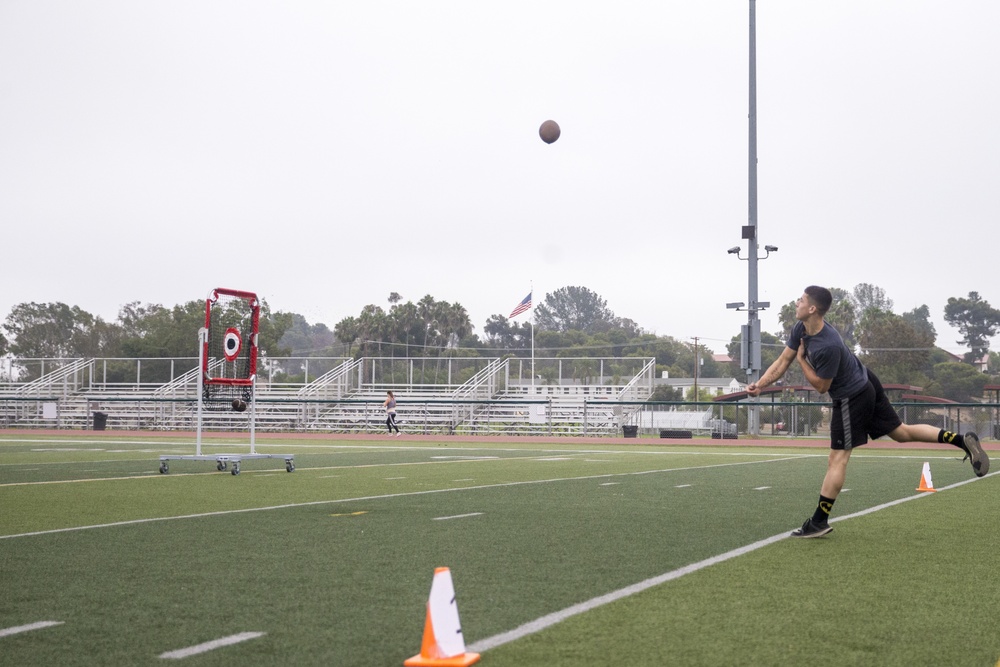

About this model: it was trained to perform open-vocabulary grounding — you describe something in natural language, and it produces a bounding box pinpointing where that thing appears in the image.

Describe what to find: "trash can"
[622,425,638,438]
[93,411,108,431]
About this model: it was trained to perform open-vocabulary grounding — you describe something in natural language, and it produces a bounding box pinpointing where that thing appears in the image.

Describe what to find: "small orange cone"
[916,461,936,492]
[404,568,480,667]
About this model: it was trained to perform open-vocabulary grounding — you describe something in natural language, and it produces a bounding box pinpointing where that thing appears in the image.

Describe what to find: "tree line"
[3,284,999,401]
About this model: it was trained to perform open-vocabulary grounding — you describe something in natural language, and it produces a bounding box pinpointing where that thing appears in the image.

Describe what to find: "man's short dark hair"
[804,285,833,316]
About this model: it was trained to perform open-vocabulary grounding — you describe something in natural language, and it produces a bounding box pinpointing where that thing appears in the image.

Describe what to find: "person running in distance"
[383,390,401,436]
[747,285,989,538]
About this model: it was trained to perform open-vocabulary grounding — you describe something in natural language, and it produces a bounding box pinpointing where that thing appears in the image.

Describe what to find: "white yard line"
[0,453,549,487]
[0,621,63,638]
[0,449,810,489]
[158,632,265,659]
[466,473,992,654]
[0,437,829,458]
[433,512,483,521]
[0,471,234,487]
[0,457,802,541]
[431,456,499,460]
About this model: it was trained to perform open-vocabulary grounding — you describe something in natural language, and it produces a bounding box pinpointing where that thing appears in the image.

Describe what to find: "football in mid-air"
[539,120,560,144]
[232,399,247,412]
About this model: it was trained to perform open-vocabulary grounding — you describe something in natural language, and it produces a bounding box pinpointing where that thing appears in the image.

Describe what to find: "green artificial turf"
[0,434,995,666]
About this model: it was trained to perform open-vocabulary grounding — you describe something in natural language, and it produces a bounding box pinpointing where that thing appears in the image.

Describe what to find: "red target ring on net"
[223,328,242,361]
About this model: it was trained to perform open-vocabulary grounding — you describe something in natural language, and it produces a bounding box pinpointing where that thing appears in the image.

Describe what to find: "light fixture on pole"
[727,245,778,261]
[726,242,776,403]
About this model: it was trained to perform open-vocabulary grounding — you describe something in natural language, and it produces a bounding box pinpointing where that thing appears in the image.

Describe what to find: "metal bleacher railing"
[2,355,998,439]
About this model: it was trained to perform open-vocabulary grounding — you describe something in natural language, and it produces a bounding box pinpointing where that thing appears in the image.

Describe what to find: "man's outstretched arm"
[747,346,796,396]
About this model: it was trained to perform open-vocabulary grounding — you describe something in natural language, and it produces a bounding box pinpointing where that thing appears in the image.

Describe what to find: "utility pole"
[691,336,700,402]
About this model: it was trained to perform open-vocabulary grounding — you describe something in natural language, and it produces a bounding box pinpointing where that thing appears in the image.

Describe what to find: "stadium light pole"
[748,0,759,437]
[726,0,778,437]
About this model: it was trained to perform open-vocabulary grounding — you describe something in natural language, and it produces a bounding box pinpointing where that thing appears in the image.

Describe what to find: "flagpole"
[530,281,535,387]
[508,288,535,387]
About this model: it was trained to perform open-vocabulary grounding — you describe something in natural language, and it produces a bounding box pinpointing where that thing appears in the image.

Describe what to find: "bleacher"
[0,355,657,435]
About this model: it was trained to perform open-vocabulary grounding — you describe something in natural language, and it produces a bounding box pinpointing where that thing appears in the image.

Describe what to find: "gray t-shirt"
[787,321,868,399]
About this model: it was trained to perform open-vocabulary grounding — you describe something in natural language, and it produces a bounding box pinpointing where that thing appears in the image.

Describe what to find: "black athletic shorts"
[829,368,902,450]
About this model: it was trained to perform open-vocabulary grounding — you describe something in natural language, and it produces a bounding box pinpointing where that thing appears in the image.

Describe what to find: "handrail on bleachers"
[153,359,223,397]
[5,358,92,398]
[296,358,362,398]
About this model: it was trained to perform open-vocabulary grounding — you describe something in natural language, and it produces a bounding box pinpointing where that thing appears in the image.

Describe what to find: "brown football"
[539,120,560,144]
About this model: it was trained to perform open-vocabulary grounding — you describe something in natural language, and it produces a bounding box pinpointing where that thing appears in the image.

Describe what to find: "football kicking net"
[158,288,294,476]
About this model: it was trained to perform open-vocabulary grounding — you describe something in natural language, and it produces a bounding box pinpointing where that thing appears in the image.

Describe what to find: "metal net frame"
[201,287,260,410]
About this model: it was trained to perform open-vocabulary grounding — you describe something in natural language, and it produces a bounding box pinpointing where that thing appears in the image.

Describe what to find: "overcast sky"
[2,0,997,355]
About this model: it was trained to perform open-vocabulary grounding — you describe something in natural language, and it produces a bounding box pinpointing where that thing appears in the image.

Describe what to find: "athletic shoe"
[963,432,989,477]
[791,518,833,538]
[395,431,401,437]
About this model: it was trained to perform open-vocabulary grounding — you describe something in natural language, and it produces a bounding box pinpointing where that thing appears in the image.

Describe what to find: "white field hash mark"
[159,632,265,659]
[433,512,483,521]
[0,621,63,638]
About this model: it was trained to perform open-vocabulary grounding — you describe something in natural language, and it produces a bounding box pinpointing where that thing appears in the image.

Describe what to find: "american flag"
[509,292,532,318]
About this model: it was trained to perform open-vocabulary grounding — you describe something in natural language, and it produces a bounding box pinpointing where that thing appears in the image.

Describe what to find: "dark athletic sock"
[812,495,835,525]
[938,430,968,453]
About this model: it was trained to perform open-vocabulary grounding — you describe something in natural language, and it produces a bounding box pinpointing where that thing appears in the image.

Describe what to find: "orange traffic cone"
[916,461,936,492]
[404,568,480,667]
